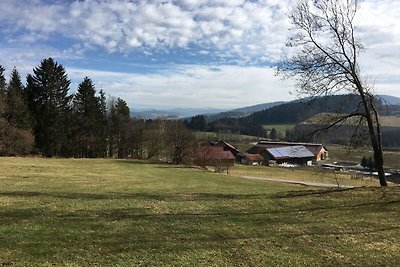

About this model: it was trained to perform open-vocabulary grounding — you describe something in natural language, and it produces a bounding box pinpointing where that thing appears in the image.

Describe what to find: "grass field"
[327,145,400,169]
[229,165,381,187]
[195,131,261,142]
[1,157,400,266]
[262,124,295,138]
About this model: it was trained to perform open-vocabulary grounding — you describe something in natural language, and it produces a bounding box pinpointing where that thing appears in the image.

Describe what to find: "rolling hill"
[196,94,400,140]
[205,101,285,122]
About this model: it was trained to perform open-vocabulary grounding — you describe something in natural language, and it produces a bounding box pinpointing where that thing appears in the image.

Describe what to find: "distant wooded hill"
[205,101,285,122]
[206,94,400,125]
[186,94,400,143]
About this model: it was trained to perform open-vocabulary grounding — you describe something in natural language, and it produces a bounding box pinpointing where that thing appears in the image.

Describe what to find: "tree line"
[185,114,268,138]
[0,58,196,163]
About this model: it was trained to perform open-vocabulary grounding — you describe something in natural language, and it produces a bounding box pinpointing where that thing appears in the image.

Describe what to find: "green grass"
[380,116,400,127]
[1,157,400,266]
[303,113,400,127]
[229,165,381,187]
[262,124,295,137]
[195,131,261,142]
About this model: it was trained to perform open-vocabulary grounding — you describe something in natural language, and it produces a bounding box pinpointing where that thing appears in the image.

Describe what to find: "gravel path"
[240,175,357,188]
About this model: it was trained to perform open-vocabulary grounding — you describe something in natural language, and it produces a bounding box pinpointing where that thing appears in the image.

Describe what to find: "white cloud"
[67,65,295,109]
[0,0,399,109]
[0,0,292,63]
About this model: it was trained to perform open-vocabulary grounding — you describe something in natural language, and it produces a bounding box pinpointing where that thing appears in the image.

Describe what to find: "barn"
[265,145,315,166]
[248,141,328,161]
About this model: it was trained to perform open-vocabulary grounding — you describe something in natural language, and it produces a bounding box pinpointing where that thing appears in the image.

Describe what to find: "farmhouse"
[264,145,315,166]
[248,140,328,161]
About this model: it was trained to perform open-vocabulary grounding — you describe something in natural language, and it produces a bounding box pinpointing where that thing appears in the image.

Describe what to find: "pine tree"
[73,77,106,158]
[1,67,35,155]
[0,65,6,114]
[6,67,31,129]
[114,98,131,158]
[26,58,72,157]
[0,65,8,155]
[270,128,277,140]
[97,89,108,157]
[107,98,117,157]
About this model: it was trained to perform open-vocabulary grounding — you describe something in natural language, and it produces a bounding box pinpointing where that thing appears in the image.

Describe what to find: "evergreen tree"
[26,58,73,157]
[0,65,8,155]
[97,89,108,157]
[2,67,35,155]
[188,115,206,131]
[114,98,131,158]
[270,128,277,140]
[107,98,117,157]
[6,67,31,129]
[0,65,6,114]
[361,156,368,169]
[367,157,375,172]
[106,97,131,158]
[73,77,104,158]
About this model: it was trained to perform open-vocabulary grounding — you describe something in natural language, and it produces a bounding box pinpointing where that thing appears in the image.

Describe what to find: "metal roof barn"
[266,145,315,160]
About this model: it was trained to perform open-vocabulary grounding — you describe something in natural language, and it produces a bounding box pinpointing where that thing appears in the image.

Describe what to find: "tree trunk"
[362,97,387,186]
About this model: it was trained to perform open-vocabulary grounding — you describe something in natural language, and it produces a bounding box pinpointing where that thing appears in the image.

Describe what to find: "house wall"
[275,157,314,166]
[212,158,235,166]
[315,148,328,161]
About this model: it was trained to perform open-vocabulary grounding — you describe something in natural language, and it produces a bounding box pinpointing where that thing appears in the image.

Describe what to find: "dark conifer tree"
[6,68,31,129]
[73,77,104,158]
[107,98,117,157]
[26,58,73,157]
[0,65,6,112]
[97,89,108,157]
[0,65,8,155]
[114,98,131,158]
[0,67,35,155]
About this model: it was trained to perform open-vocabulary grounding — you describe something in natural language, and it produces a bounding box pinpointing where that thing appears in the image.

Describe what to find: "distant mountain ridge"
[244,94,400,126]
[379,95,400,105]
[130,107,227,119]
[131,94,400,120]
[205,101,285,122]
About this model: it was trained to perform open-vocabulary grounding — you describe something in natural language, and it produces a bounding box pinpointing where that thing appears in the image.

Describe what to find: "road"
[240,175,357,188]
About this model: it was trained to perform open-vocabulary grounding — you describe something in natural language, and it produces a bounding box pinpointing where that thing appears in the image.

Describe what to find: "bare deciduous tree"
[278,0,387,186]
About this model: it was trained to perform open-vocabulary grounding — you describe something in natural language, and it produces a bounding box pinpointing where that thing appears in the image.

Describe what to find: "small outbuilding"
[194,146,235,167]
[241,153,265,165]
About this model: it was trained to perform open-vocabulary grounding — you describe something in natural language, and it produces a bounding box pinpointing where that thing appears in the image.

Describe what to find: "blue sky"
[1,0,399,110]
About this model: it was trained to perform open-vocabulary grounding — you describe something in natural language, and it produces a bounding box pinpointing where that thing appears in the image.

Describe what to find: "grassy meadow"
[262,124,295,135]
[229,165,382,187]
[1,157,400,266]
[327,145,400,170]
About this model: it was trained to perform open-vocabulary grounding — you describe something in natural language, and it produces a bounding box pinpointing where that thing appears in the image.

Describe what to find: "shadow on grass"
[2,190,399,222]
[271,187,356,199]
[2,204,400,253]
[1,189,400,267]
[112,159,164,165]
[0,191,277,201]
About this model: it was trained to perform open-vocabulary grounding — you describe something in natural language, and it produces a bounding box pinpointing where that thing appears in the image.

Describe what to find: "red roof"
[195,146,235,160]
[208,147,235,160]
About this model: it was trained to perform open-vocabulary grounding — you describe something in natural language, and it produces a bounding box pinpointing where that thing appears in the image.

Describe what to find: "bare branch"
[278,0,387,186]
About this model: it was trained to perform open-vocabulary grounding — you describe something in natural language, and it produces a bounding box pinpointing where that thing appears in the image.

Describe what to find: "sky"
[0,0,399,110]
